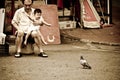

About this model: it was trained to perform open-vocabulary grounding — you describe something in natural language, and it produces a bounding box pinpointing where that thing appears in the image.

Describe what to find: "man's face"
[24,0,32,12]
[34,13,41,20]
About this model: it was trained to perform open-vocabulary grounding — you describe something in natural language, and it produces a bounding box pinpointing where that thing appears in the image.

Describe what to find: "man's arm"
[12,21,19,30]
[11,10,20,30]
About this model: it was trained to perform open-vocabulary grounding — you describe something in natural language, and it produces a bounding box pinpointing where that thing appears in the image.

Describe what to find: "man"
[11,0,48,58]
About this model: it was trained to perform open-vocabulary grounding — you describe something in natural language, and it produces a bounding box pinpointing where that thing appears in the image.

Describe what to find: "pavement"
[60,23,120,46]
[1,40,120,80]
[60,5,120,46]
[1,42,120,80]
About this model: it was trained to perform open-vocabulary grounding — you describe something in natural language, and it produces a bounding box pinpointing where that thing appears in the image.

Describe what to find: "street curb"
[61,33,120,46]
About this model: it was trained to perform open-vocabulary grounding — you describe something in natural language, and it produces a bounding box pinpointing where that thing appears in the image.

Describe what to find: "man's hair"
[22,0,34,4]
[34,8,42,14]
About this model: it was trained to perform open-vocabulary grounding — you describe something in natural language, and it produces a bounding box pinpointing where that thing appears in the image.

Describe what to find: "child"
[24,8,51,45]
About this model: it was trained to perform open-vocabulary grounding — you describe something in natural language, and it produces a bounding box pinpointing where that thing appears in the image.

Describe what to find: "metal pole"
[110,0,112,23]
[46,0,47,4]
[107,0,110,24]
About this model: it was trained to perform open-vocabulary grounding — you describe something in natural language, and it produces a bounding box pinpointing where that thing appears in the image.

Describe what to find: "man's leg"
[15,30,24,58]
[31,31,48,57]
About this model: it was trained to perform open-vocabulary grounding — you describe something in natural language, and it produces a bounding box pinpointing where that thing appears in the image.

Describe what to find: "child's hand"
[48,24,51,27]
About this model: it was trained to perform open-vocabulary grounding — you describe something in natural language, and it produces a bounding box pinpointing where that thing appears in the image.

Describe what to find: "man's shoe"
[38,52,48,57]
[14,52,22,58]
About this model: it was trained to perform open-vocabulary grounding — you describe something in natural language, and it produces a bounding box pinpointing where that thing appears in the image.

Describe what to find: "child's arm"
[33,20,51,26]
[43,21,51,26]
[33,16,51,26]
[41,16,51,26]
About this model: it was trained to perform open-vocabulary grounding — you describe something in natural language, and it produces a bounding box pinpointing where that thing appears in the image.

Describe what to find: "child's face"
[34,13,41,20]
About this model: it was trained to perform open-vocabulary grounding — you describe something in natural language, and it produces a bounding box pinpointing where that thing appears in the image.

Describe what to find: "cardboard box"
[59,21,76,29]
[0,33,6,45]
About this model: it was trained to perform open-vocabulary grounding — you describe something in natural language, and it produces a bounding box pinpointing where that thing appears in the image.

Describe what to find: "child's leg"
[24,31,31,45]
[37,30,48,45]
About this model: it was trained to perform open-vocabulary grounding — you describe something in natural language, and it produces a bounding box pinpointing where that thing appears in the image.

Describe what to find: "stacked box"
[0,43,9,56]
[59,21,76,29]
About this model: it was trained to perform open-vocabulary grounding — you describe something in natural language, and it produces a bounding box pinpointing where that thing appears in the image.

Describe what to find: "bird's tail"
[86,63,92,69]
[88,66,92,69]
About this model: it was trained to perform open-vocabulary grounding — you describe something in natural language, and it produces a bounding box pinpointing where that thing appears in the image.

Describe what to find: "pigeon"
[80,56,91,69]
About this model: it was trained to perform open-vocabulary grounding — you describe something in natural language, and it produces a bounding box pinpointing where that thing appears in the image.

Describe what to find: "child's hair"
[34,8,42,15]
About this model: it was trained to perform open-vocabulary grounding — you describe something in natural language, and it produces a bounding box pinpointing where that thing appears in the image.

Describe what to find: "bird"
[80,56,91,69]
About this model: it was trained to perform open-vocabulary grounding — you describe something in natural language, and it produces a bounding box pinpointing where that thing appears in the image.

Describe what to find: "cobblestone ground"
[0,43,120,80]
